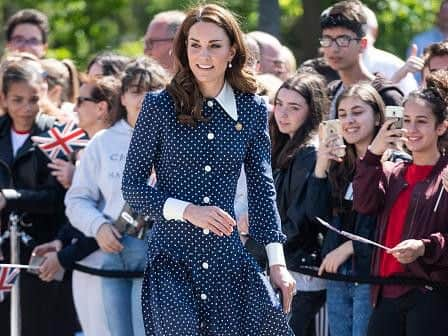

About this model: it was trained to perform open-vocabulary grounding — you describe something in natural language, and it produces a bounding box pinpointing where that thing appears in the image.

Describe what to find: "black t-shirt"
[328,73,404,119]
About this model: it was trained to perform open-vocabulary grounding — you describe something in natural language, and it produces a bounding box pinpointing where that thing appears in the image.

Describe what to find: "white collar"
[215,81,238,121]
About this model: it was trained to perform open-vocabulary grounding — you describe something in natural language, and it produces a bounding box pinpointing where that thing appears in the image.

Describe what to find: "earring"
[228,62,232,69]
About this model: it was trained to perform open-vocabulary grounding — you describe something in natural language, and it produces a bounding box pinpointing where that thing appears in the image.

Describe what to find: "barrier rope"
[70,262,447,293]
[296,265,448,291]
[72,263,144,278]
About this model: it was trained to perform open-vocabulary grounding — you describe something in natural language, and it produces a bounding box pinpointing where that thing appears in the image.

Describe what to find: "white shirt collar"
[215,81,238,121]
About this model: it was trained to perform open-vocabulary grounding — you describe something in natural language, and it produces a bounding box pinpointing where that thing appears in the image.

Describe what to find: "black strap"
[297,266,447,290]
[72,263,143,278]
[71,263,447,290]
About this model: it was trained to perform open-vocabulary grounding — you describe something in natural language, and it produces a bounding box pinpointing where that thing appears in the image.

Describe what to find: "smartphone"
[28,254,65,281]
[321,119,346,158]
[385,106,404,129]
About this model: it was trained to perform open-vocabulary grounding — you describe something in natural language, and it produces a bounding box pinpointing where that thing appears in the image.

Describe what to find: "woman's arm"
[2,150,65,214]
[65,138,108,238]
[121,93,172,221]
[283,149,317,239]
[352,149,388,215]
[244,101,286,247]
[305,174,332,223]
[353,119,403,215]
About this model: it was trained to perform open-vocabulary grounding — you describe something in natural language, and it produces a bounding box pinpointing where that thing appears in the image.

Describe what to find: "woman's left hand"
[236,213,248,235]
[318,241,353,275]
[39,252,63,282]
[269,264,296,314]
[441,167,448,192]
[388,239,425,264]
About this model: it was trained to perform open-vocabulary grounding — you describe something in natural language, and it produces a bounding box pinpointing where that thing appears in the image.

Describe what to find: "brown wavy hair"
[166,3,257,126]
[88,76,125,126]
[270,72,328,169]
[329,82,385,212]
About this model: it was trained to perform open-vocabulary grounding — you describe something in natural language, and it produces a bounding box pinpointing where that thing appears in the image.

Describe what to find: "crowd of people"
[0,1,447,336]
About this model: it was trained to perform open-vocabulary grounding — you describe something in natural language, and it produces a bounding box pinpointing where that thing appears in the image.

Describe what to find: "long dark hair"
[166,3,257,126]
[329,83,385,212]
[270,72,328,169]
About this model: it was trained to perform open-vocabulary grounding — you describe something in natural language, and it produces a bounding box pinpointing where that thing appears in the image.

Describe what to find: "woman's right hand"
[369,119,406,156]
[96,223,124,253]
[183,204,236,237]
[315,126,346,178]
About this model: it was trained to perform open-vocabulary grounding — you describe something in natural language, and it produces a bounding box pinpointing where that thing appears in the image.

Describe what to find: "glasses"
[76,96,98,106]
[143,37,173,50]
[9,36,43,47]
[319,35,361,48]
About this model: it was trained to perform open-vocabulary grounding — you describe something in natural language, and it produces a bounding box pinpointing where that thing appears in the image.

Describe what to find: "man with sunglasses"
[5,9,49,59]
[143,10,185,73]
[319,0,403,118]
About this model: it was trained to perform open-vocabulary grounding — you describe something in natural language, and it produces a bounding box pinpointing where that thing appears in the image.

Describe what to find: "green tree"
[283,0,441,64]
[0,0,442,70]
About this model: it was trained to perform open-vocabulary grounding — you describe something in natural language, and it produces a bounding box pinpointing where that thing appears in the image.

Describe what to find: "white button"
[207,101,214,107]
[203,228,210,235]
[200,293,207,300]
[204,165,211,172]
[207,133,214,140]
[203,196,210,204]
[202,262,209,269]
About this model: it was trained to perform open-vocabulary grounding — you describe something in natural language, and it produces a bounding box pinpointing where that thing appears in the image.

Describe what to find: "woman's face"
[74,84,101,132]
[88,62,103,79]
[403,98,446,154]
[187,21,235,95]
[273,88,310,139]
[121,82,145,117]
[338,96,377,146]
[3,81,41,130]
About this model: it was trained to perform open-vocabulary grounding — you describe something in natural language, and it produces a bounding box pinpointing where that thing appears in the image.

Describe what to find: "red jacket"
[353,150,448,306]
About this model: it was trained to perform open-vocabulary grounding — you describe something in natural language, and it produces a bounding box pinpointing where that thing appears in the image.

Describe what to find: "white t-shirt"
[10,128,30,157]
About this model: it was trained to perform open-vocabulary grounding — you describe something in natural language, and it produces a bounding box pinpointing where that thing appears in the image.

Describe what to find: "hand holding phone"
[322,119,346,158]
[385,106,404,130]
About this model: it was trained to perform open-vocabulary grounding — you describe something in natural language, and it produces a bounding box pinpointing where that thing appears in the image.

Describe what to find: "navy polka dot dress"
[122,89,292,336]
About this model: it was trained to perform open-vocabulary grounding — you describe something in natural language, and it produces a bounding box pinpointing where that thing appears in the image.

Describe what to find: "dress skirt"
[141,225,292,336]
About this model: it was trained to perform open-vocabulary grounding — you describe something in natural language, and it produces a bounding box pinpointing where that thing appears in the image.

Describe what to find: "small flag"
[31,121,89,161]
[0,266,20,302]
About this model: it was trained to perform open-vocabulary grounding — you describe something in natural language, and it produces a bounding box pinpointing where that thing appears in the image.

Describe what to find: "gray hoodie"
[65,119,134,240]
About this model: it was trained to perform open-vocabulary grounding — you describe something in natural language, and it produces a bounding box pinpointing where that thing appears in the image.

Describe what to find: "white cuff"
[1,189,21,200]
[163,198,191,221]
[266,242,286,267]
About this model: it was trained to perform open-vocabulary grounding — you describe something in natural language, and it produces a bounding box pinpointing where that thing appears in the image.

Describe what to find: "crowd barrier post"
[10,213,21,336]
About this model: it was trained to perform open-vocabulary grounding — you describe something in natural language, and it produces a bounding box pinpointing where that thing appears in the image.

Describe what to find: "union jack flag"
[31,121,89,160]
[0,266,20,302]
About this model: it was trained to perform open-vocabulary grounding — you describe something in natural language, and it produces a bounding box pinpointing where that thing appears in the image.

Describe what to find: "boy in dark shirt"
[319,0,403,118]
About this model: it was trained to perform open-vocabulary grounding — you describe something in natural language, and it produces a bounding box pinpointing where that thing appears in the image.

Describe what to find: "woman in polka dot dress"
[122,4,295,336]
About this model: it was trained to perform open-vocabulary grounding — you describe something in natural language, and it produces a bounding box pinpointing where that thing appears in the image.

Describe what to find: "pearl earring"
[228,62,232,69]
